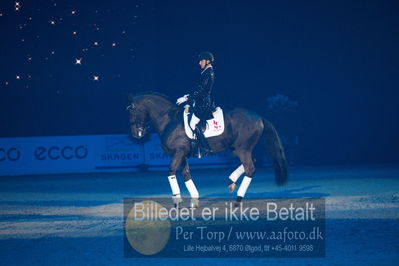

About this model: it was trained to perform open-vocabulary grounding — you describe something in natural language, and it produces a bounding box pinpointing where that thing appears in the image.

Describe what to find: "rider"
[176,51,215,156]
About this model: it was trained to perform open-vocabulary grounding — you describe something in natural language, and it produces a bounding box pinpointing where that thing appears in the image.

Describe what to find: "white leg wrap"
[189,114,200,130]
[237,176,252,198]
[185,179,199,199]
[229,164,245,183]
[168,175,181,196]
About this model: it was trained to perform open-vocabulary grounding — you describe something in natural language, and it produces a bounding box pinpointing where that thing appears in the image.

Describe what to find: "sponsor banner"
[0,136,93,176]
[0,133,240,176]
[0,135,144,176]
[93,135,145,171]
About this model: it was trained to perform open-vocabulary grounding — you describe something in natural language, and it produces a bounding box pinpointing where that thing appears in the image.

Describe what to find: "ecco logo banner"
[34,145,88,160]
[0,147,21,162]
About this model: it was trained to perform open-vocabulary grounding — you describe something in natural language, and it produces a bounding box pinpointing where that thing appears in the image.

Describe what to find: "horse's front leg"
[168,151,185,206]
[181,158,199,208]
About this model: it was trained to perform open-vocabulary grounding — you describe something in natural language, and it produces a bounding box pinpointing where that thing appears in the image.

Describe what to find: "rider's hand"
[176,94,189,105]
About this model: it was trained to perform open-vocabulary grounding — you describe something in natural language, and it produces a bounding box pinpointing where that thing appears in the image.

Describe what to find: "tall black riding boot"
[194,126,212,156]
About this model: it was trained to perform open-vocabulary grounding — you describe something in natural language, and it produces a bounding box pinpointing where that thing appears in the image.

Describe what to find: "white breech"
[189,114,200,130]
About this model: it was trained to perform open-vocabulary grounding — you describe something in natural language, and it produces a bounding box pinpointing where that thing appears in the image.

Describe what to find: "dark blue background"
[1,0,398,165]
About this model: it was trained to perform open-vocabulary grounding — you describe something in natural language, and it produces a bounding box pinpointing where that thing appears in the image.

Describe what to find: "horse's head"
[127,92,177,138]
[126,98,150,139]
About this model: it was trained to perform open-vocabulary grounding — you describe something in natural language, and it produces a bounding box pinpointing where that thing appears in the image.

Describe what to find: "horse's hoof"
[228,183,236,193]
[190,199,199,209]
[234,196,243,208]
[233,201,241,208]
[173,196,183,208]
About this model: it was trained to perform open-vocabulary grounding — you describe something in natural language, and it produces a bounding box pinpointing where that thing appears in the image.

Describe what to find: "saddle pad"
[183,106,225,139]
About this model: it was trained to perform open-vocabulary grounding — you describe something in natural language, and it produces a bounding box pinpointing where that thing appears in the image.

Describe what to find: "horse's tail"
[262,118,288,186]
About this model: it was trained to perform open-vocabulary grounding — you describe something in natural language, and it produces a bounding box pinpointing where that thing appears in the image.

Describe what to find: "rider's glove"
[176,94,189,105]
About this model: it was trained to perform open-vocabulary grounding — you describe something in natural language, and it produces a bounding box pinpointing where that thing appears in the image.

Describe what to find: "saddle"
[183,105,225,139]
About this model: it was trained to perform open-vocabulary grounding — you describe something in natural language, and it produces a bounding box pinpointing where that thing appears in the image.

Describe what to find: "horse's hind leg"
[235,150,255,205]
[228,164,245,193]
[182,158,199,208]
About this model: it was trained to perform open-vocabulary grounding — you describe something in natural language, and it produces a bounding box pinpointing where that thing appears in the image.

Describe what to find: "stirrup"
[192,147,202,159]
[190,139,201,158]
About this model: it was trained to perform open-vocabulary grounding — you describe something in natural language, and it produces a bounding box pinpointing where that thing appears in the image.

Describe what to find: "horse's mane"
[130,91,172,102]
[129,91,181,120]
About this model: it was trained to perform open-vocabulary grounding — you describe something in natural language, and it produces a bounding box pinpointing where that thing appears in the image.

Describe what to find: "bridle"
[129,120,150,130]
[126,103,150,136]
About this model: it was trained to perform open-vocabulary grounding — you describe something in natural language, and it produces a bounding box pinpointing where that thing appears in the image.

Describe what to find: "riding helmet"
[198,51,214,62]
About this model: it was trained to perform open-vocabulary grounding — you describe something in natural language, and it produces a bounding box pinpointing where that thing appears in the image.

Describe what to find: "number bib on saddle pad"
[183,105,225,139]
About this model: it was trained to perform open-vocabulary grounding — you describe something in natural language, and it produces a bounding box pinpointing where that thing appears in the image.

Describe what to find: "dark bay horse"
[127,92,288,207]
